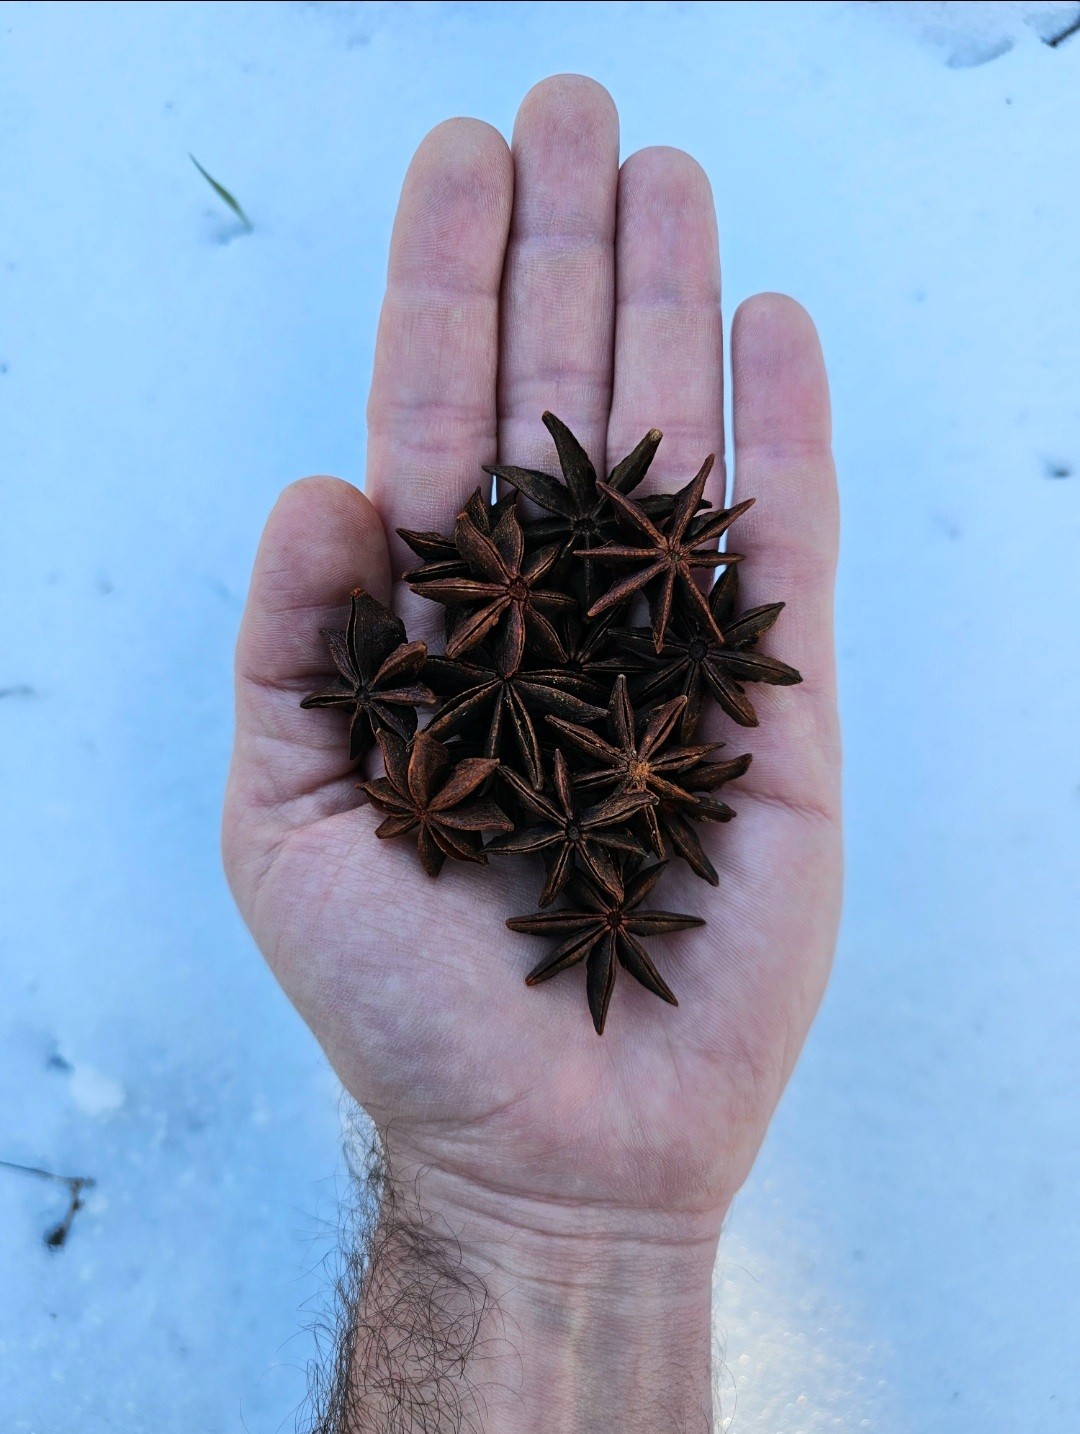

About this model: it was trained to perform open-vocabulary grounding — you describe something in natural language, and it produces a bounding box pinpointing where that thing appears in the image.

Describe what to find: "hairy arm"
[308,1122,718,1434]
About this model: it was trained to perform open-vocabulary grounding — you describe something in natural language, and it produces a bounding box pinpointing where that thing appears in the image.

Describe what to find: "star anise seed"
[300,589,436,760]
[506,863,703,1034]
[486,750,652,905]
[358,729,512,877]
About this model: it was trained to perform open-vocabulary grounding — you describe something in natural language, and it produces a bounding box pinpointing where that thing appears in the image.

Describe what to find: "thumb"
[222,476,392,901]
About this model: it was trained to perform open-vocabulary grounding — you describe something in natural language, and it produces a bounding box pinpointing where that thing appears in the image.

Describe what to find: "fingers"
[224,477,392,867]
[366,119,513,578]
[606,147,724,501]
[729,294,840,824]
[498,75,620,471]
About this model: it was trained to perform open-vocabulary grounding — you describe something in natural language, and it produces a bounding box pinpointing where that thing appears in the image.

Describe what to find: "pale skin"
[223,75,841,1433]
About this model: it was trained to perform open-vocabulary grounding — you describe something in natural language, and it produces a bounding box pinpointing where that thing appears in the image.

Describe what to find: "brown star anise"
[507,862,704,1034]
[547,675,719,855]
[487,750,652,905]
[300,589,435,760]
[558,608,622,691]
[405,502,575,673]
[358,729,512,876]
[423,627,606,789]
[484,411,663,606]
[580,455,753,651]
[398,487,516,584]
[654,752,753,886]
[617,567,803,737]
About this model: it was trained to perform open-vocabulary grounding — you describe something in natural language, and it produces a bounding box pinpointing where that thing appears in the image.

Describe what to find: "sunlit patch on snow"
[711,1225,892,1432]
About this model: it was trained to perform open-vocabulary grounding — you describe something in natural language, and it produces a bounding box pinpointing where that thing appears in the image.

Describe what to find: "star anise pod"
[300,589,435,760]
[547,675,719,855]
[507,862,703,1034]
[358,729,512,876]
[398,486,515,581]
[654,752,752,886]
[484,412,663,606]
[486,750,652,905]
[617,566,803,737]
[580,455,753,651]
[399,488,519,650]
[405,502,575,673]
[558,608,621,695]
[423,627,607,789]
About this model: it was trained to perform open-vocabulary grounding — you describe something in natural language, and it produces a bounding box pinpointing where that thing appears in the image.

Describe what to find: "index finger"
[365,119,513,588]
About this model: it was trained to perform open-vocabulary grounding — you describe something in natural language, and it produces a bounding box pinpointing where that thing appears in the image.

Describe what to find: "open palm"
[222,77,840,1237]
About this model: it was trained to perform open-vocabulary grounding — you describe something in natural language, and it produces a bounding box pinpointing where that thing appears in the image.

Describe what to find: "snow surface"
[2,2,1078,1430]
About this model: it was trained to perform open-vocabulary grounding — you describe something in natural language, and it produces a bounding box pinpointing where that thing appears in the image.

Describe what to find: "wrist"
[415,1157,724,1278]
[362,1154,723,1432]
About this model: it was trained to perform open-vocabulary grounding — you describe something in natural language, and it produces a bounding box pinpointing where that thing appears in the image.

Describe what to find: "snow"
[2,2,1078,1429]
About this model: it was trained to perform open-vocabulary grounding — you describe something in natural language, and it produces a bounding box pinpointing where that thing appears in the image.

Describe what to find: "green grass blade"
[189,154,252,230]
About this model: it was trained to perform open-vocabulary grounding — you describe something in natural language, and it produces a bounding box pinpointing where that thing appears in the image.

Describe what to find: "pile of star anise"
[302,414,800,1034]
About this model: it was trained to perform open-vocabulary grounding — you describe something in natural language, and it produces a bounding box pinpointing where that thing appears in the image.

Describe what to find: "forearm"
[319,1142,722,1433]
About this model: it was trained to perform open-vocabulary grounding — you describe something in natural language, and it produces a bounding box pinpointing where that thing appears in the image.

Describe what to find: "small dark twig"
[1044,6,1080,46]
[0,685,37,699]
[0,1158,96,1249]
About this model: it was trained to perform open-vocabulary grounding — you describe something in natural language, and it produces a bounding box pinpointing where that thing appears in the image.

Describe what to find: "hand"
[223,75,840,1430]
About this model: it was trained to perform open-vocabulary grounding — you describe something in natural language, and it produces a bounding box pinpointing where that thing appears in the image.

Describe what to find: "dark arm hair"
[303,1111,494,1434]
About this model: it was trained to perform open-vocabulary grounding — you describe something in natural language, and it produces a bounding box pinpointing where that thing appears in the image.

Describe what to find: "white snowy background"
[2,2,1078,1430]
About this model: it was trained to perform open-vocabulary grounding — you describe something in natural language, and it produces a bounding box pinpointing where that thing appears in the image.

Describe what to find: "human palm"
[223,77,841,1237]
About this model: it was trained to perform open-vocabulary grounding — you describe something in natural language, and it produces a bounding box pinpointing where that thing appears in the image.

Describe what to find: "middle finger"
[605,146,725,501]
[497,75,620,473]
